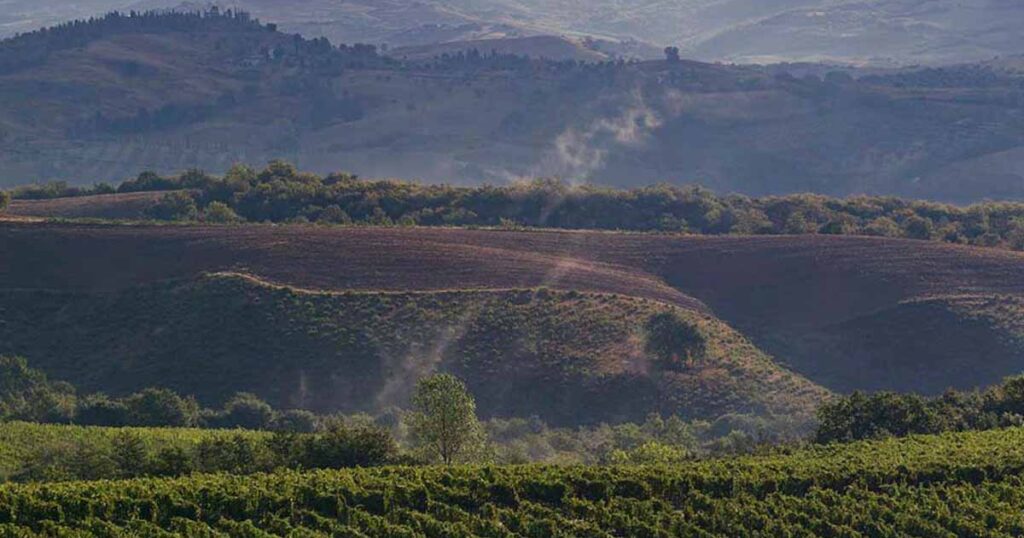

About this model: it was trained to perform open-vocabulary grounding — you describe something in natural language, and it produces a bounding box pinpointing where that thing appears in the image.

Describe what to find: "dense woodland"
[10,161,1024,251]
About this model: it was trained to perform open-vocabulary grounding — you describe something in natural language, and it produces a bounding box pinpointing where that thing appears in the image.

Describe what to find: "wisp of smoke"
[537,89,663,182]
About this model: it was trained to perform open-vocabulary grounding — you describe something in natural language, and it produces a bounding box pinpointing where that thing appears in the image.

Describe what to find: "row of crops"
[3,427,1024,536]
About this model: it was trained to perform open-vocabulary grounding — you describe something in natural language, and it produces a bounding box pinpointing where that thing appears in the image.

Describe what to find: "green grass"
[5,427,1024,535]
[0,272,824,426]
[0,422,266,481]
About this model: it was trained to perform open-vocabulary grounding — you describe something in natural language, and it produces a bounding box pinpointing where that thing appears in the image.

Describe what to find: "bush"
[213,392,275,430]
[271,409,319,433]
[145,191,198,221]
[123,388,200,427]
[76,393,130,426]
[0,356,77,423]
[202,201,243,223]
[0,190,9,211]
[279,425,399,469]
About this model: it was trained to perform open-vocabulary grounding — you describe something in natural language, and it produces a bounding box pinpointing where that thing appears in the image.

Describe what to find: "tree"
[216,392,275,430]
[123,388,199,427]
[76,393,129,426]
[271,409,318,433]
[644,312,707,371]
[0,356,77,423]
[203,201,243,223]
[409,374,485,465]
[0,190,9,211]
[902,216,934,240]
[146,191,198,221]
[664,46,681,63]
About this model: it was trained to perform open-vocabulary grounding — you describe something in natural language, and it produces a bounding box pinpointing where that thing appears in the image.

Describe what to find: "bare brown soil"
[4,221,1024,394]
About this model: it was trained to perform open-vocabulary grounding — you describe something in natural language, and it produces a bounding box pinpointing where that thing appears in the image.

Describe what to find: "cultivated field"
[3,221,1024,396]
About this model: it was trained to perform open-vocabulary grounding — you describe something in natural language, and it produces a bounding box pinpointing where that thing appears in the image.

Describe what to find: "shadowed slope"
[4,222,1024,395]
[0,272,824,424]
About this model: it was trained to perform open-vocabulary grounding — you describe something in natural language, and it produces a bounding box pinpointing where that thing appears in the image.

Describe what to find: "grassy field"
[0,272,824,425]
[4,426,1024,535]
[3,221,1024,397]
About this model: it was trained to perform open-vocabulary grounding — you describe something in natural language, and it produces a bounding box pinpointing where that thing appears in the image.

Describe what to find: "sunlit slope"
[0,272,823,424]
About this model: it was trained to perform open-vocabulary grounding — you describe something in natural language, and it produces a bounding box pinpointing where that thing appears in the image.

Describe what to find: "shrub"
[0,356,77,423]
[146,191,198,221]
[271,409,319,433]
[0,190,9,211]
[281,425,399,469]
[213,392,275,430]
[202,201,243,223]
[123,388,200,427]
[76,393,130,426]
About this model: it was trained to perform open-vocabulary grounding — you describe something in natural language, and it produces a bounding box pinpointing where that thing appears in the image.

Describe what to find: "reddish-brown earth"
[3,221,1024,394]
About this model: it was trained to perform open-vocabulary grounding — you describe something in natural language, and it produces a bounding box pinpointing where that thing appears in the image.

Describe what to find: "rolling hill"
[0,272,823,425]
[3,11,1024,201]
[3,221,1024,406]
[5,0,1024,67]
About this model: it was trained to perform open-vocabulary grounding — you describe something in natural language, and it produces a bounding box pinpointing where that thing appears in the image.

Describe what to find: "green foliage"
[144,191,198,221]
[814,375,1024,443]
[210,392,275,430]
[123,388,200,428]
[0,356,75,423]
[37,161,1024,251]
[609,441,690,465]
[0,190,9,211]
[0,420,401,483]
[201,201,242,223]
[271,425,399,470]
[409,374,485,465]
[6,427,1024,535]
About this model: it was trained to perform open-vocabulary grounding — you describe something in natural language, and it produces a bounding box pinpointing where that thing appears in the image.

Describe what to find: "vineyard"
[3,427,1024,536]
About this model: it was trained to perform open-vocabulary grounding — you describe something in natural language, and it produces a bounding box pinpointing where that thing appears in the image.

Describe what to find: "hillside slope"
[0,272,824,425]
[3,222,1024,396]
[4,12,1024,200]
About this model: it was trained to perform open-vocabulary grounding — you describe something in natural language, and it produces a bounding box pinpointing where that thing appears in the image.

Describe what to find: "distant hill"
[4,1,1024,66]
[3,11,1024,201]
[4,222,1024,401]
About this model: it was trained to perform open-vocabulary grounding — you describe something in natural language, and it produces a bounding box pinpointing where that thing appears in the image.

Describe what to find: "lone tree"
[664,46,681,63]
[409,374,483,465]
[645,312,707,371]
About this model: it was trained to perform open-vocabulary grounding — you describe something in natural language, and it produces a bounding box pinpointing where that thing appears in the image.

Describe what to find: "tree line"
[11,161,1024,251]
[815,375,1024,443]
